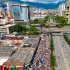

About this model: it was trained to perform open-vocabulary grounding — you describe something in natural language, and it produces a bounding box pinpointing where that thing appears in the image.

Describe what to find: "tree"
[12,23,39,35]
[28,25,39,35]
[44,16,49,23]
[12,24,23,33]
[33,19,38,24]
[44,24,50,28]
[39,19,44,33]
[54,15,68,28]
[12,24,28,33]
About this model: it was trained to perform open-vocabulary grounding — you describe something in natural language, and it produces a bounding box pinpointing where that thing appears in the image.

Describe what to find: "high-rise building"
[58,3,66,17]
[66,0,70,24]
[7,3,13,18]
[12,4,30,22]
[0,6,3,12]
[0,6,3,18]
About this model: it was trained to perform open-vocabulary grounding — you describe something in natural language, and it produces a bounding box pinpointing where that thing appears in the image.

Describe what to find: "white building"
[58,3,66,17]
[7,3,13,18]
[0,7,3,12]
[7,3,12,10]
[0,24,15,34]
[33,9,45,15]
[31,14,47,20]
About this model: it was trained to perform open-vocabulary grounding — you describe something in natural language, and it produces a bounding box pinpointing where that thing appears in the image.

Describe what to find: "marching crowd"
[31,34,51,70]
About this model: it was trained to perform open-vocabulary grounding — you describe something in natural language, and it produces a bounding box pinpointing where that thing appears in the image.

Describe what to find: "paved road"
[52,33,70,70]
[36,26,70,33]
[61,26,70,31]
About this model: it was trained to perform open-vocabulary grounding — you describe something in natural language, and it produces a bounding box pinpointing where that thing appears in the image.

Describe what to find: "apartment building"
[58,3,66,17]
[7,3,13,19]
[66,0,70,24]
[0,24,15,34]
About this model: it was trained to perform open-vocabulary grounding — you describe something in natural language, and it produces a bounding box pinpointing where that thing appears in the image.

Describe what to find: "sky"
[21,0,64,3]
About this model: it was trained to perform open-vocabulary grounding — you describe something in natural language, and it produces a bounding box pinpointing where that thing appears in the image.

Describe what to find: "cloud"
[21,0,64,4]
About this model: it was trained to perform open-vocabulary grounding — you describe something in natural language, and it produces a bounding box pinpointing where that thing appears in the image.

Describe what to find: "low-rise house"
[1,36,24,46]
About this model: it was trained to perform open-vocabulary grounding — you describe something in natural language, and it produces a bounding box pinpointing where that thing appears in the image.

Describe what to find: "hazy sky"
[21,0,64,3]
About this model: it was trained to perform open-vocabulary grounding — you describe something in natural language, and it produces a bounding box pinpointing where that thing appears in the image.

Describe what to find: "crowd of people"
[31,34,51,70]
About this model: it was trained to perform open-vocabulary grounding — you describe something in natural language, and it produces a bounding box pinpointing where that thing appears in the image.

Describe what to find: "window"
[12,6,20,14]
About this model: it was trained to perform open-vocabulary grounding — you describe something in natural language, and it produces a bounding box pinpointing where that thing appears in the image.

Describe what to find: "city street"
[31,34,51,70]
[53,33,70,70]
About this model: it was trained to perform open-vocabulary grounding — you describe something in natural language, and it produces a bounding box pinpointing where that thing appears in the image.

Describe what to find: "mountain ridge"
[0,0,67,9]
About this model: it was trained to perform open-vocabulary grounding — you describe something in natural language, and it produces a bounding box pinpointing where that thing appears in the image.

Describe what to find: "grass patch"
[63,34,70,46]
[50,33,57,70]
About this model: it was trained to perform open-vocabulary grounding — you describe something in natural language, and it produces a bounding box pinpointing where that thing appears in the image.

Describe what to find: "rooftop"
[5,36,24,40]
[1,36,24,46]
[12,4,29,7]
[3,49,35,66]
[3,35,40,66]
[0,46,17,58]
[22,35,40,48]
[0,24,15,28]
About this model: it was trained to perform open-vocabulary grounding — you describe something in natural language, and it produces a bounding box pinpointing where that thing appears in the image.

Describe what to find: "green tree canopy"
[12,23,39,35]
[33,19,38,24]
[44,16,49,23]
[54,15,67,24]
[12,24,23,33]
[39,19,44,25]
